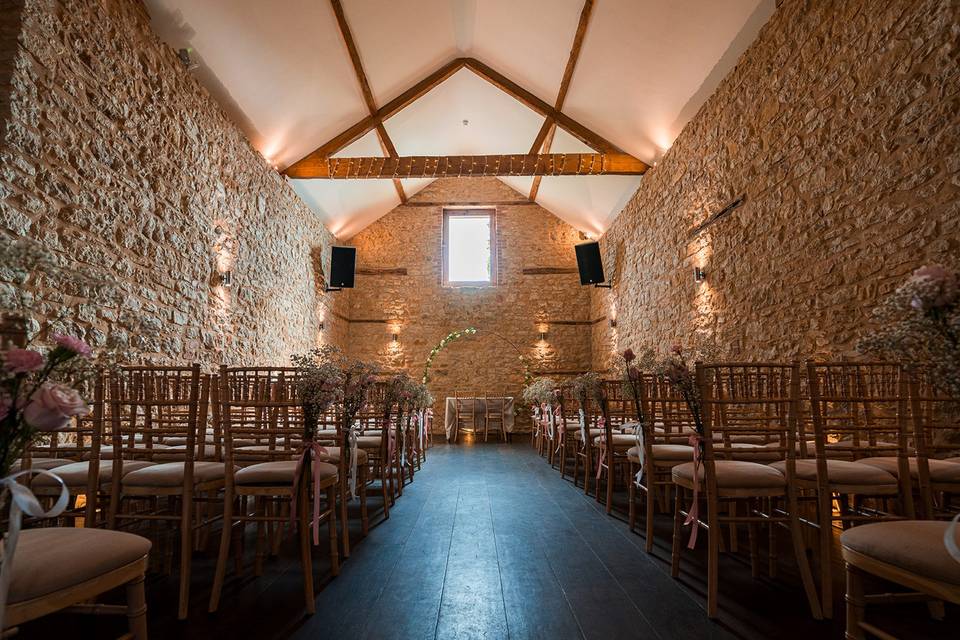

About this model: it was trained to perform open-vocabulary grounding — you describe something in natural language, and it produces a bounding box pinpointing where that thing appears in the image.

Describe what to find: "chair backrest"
[26,370,105,465]
[698,362,801,465]
[108,365,207,465]
[805,361,909,460]
[218,366,306,468]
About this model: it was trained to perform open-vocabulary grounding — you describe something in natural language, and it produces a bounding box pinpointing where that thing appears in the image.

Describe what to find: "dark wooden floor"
[21,441,957,639]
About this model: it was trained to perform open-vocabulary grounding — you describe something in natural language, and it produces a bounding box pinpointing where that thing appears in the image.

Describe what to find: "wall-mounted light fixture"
[392,333,399,343]
[319,322,325,331]
[219,271,233,287]
[609,318,617,328]
[694,267,707,283]
[539,331,548,341]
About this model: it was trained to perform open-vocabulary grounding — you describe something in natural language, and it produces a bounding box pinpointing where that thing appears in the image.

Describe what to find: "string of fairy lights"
[322,153,606,179]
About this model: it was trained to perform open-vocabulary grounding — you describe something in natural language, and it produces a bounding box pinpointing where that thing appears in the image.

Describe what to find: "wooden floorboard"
[16,441,958,639]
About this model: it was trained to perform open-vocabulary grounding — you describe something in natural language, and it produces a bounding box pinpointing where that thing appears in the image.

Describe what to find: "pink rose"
[4,349,44,373]
[22,382,91,432]
[52,333,92,358]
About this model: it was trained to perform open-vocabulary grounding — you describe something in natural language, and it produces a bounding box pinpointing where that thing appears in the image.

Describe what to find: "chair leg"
[845,563,866,640]
[298,487,316,614]
[177,492,194,620]
[644,477,656,554]
[380,459,391,518]
[339,480,351,560]
[628,464,636,532]
[125,573,149,640]
[360,465,369,535]
[327,485,341,577]
[671,487,683,578]
[208,493,234,613]
[706,498,719,618]
[788,495,824,620]
[818,490,834,619]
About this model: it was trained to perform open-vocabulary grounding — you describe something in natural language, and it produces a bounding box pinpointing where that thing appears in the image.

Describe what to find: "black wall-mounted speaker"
[575,241,605,286]
[329,246,356,289]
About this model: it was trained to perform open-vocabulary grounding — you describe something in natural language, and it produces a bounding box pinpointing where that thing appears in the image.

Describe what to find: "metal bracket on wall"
[688,194,746,238]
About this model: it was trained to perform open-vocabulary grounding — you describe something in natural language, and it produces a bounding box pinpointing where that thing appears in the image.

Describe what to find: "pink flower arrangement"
[22,382,91,431]
[52,333,92,358]
[4,349,44,374]
[1,332,94,476]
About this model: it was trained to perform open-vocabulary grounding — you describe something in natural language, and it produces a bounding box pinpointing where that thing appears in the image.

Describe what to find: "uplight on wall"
[694,267,707,283]
[539,331,548,341]
[392,333,399,343]
[218,270,233,287]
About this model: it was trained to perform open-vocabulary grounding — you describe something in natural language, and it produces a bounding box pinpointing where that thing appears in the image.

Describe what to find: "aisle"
[296,443,735,640]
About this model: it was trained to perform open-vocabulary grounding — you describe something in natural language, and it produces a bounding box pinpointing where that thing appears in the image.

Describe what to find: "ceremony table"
[444,396,515,442]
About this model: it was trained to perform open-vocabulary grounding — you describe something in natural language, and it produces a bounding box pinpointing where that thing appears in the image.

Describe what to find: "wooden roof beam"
[284,57,468,174]
[285,153,648,179]
[329,0,406,202]
[530,0,594,201]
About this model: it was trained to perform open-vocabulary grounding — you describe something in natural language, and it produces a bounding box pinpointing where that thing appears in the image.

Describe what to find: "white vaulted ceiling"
[144,0,774,238]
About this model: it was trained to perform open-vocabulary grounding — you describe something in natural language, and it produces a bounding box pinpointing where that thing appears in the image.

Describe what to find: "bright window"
[442,209,496,286]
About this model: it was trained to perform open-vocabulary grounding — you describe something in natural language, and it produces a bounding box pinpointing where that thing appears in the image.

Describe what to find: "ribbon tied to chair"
[553,405,565,454]
[347,426,359,499]
[291,440,329,546]
[0,468,70,630]
[595,416,607,480]
[947,513,960,564]
[685,433,703,549]
[633,426,645,488]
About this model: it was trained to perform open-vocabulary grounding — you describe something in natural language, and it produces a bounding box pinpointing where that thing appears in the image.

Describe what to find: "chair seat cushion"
[672,460,786,489]
[627,444,694,463]
[356,436,384,449]
[234,460,337,486]
[769,459,898,486]
[9,528,152,604]
[946,457,960,464]
[858,457,960,483]
[315,446,368,465]
[841,521,960,586]
[10,458,75,473]
[163,434,216,446]
[95,444,172,460]
[723,442,783,462]
[156,444,221,460]
[122,461,227,487]
[31,460,155,488]
[592,433,638,447]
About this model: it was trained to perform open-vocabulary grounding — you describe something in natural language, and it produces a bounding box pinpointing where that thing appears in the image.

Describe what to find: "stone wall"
[345,178,594,432]
[592,0,960,371]
[0,0,347,366]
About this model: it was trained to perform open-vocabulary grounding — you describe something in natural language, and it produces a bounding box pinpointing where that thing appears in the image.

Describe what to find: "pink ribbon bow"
[291,440,329,546]
[685,434,702,549]
[595,416,606,480]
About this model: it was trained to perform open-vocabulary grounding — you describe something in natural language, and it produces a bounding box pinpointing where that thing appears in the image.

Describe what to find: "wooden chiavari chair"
[209,367,339,615]
[482,394,507,442]
[554,384,578,478]
[593,379,637,513]
[670,362,822,619]
[571,390,602,494]
[905,367,960,520]
[454,390,477,441]
[627,374,695,551]
[354,380,394,518]
[30,373,108,528]
[801,361,915,618]
[103,364,223,620]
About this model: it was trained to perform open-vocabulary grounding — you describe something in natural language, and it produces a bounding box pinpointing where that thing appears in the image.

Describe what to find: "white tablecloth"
[444,397,515,442]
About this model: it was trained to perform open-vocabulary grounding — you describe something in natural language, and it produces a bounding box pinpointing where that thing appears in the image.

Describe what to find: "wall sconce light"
[392,333,399,343]
[539,331,548,341]
[319,322,325,331]
[694,267,707,283]
[609,318,617,328]
[219,271,233,287]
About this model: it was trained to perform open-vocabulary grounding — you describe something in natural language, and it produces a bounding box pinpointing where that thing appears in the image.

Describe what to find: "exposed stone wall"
[0,0,347,366]
[592,0,960,371]
[345,178,593,432]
